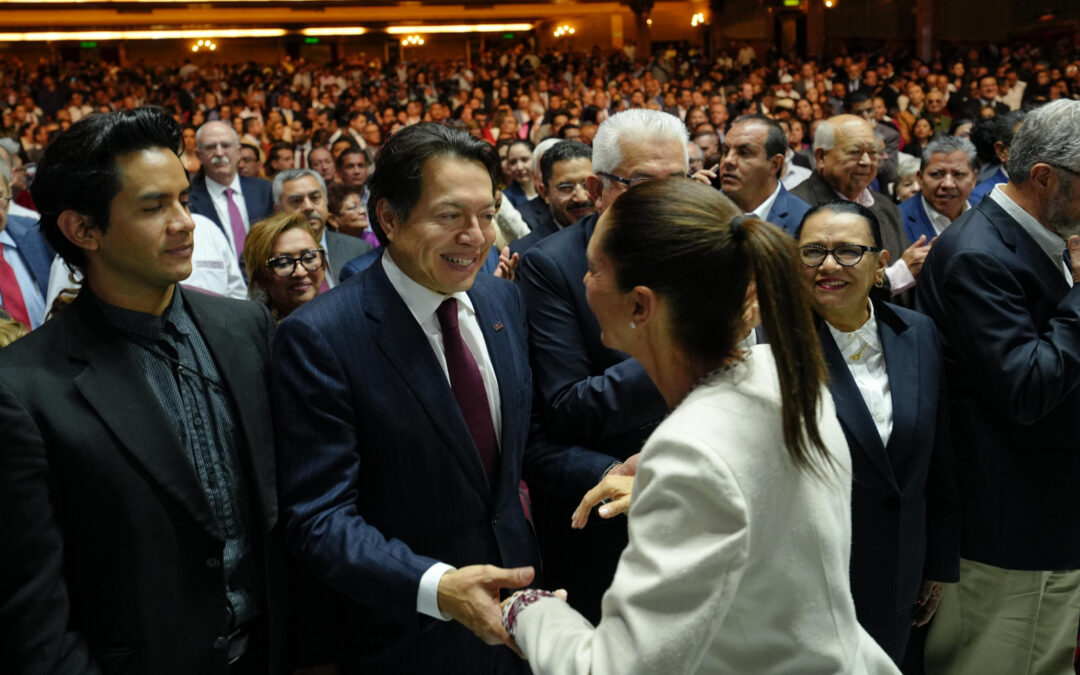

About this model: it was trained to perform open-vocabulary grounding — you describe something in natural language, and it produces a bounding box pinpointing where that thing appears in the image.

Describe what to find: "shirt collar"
[920,195,970,235]
[825,300,881,362]
[833,185,875,208]
[380,248,476,328]
[749,181,783,221]
[0,229,16,248]
[95,286,189,342]
[987,184,1070,284]
[205,172,242,196]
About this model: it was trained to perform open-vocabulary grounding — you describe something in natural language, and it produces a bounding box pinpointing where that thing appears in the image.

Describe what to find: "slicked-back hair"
[367,122,500,247]
[33,106,183,270]
[540,140,592,187]
[272,168,327,207]
[336,144,372,170]
[1007,100,1080,185]
[732,114,788,175]
[920,135,978,171]
[796,200,883,249]
[603,178,831,474]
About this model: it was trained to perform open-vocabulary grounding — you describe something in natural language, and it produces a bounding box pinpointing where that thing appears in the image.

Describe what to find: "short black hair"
[556,123,581,139]
[242,116,261,135]
[796,201,883,249]
[540,140,592,187]
[844,90,872,112]
[731,113,788,172]
[336,144,371,169]
[33,107,182,269]
[367,122,500,247]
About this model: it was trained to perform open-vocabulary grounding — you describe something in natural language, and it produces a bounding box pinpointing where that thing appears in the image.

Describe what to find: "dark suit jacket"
[324,230,372,285]
[917,195,1080,569]
[899,194,938,244]
[762,183,812,235]
[273,257,580,673]
[188,174,275,240]
[508,198,560,257]
[816,302,959,660]
[0,288,285,675]
[5,213,54,298]
[968,166,1007,206]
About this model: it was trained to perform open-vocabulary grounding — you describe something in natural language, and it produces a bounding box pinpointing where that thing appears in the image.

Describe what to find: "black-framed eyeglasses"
[597,171,694,188]
[799,244,881,267]
[266,249,326,277]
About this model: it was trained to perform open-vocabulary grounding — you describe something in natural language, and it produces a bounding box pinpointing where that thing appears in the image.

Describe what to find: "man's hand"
[900,234,935,279]
[609,452,641,477]
[912,579,947,627]
[494,246,520,281]
[570,474,635,529]
[437,565,534,654]
[691,163,719,186]
[1068,235,1080,283]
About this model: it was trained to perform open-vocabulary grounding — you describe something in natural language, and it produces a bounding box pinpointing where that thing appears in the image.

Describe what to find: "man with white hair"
[516,109,687,624]
[918,99,1080,675]
[793,114,928,299]
[188,120,274,264]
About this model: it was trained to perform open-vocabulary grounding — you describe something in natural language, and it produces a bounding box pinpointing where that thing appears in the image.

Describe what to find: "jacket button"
[491,512,499,526]
[213,636,228,650]
[205,557,221,569]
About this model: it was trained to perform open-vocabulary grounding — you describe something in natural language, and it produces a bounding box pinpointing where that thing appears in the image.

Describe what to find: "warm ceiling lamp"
[553,24,575,38]
[691,12,706,27]
[0,28,285,41]
[401,35,425,46]
[824,0,836,6]
[385,24,533,34]
[192,39,217,52]
[300,27,369,36]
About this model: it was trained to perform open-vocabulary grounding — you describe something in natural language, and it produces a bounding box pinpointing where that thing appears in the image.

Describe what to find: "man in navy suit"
[515,109,685,622]
[0,169,52,328]
[900,135,977,244]
[273,124,609,673]
[918,99,1080,674]
[509,140,594,257]
[717,114,811,234]
[188,120,274,262]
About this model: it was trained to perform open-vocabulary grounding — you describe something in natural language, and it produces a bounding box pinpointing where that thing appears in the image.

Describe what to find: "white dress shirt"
[920,196,970,236]
[204,174,252,254]
[0,229,46,328]
[380,251,503,621]
[826,302,893,447]
[988,184,1073,287]
[748,181,782,221]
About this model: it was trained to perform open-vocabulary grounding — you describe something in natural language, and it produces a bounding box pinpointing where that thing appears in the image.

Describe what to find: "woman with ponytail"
[501,178,898,673]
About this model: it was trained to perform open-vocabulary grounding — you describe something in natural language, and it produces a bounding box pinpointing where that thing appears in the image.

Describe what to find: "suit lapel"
[878,302,918,468]
[68,291,222,539]
[817,317,896,484]
[365,265,491,499]
[184,290,277,530]
[190,179,224,233]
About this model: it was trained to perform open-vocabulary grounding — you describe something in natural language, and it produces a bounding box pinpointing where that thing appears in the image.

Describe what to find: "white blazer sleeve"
[514,432,750,675]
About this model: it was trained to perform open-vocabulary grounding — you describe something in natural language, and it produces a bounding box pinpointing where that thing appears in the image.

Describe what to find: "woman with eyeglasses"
[243,212,327,321]
[500,180,899,674]
[796,201,959,666]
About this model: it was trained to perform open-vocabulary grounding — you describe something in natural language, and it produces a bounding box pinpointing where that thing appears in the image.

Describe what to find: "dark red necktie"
[437,298,499,485]
[0,246,30,326]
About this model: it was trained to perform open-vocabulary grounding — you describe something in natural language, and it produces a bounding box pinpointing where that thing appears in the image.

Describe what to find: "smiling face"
[507,143,533,186]
[819,117,879,200]
[798,209,887,331]
[381,155,496,295]
[919,150,976,221]
[544,157,595,228]
[88,147,195,301]
[263,227,325,317]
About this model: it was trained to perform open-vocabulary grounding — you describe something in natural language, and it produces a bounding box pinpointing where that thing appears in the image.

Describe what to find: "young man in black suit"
[0,107,285,674]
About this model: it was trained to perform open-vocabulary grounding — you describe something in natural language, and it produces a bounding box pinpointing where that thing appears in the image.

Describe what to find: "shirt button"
[205,557,221,569]
[491,512,500,526]
[213,636,228,650]
[193,417,203,428]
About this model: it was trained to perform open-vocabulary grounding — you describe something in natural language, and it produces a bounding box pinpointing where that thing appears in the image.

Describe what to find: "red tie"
[0,246,31,326]
[437,298,499,485]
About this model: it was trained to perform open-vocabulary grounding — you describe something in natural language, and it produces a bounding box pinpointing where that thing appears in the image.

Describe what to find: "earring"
[874,278,884,288]
[629,321,637,329]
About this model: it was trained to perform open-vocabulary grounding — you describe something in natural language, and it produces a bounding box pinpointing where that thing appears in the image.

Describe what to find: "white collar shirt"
[826,301,893,448]
[204,173,251,253]
[749,182,782,221]
[988,184,1072,287]
[921,195,970,236]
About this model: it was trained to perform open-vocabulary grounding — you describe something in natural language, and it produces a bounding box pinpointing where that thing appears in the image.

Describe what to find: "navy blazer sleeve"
[932,247,1080,425]
[517,236,666,447]
[272,316,437,630]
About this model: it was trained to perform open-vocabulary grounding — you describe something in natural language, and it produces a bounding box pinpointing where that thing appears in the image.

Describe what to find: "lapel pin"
[493,322,504,332]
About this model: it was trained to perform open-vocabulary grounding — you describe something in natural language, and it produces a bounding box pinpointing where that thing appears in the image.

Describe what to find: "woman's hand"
[570,474,635,529]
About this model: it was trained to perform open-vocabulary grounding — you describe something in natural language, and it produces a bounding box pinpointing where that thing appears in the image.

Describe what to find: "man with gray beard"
[916,99,1080,675]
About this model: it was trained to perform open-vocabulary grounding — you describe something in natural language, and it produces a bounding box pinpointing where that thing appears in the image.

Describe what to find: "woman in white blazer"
[501,178,898,674]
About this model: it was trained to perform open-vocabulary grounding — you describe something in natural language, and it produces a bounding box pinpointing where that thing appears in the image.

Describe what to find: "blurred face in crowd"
[339,150,369,189]
[237,146,261,177]
[196,121,240,185]
[919,150,976,221]
[264,227,325,317]
[980,76,999,100]
[279,174,329,240]
[329,191,369,238]
[379,155,496,295]
[291,120,308,144]
[270,147,295,174]
[907,84,925,108]
[309,147,335,183]
[926,91,946,114]
[912,118,934,142]
[894,172,920,203]
[818,116,879,200]
[687,142,705,173]
[798,208,888,332]
[506,143,532,187]
[542,157,595,228]
[719,120,782,212]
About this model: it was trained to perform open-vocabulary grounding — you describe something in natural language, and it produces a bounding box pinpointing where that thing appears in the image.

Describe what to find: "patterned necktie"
[0,246,30,326]
[224,187,246,259]
[436,298,499,485]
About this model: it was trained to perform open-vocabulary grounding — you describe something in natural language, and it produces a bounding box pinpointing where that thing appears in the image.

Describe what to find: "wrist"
[502,588,557,640]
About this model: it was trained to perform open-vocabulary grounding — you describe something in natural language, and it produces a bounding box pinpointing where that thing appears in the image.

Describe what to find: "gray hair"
[194,120,240,147]
[921,135,977,171]
[686,141,704,162]
[812,119,837,153]
[896,153,921,179]
[1007,100,1080,184]
[532,137,562,177]
[592,109,689,175]
[272,168,327,206]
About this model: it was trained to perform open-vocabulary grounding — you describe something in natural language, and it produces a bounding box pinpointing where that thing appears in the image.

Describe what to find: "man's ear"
[374,199,398,244]
[814,147,827,171]
[56,210,100,253]
[536,180,549,203]
[586,174,604,210]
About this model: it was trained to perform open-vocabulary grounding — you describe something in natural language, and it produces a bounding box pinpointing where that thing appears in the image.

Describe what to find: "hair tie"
[730,214,749,241]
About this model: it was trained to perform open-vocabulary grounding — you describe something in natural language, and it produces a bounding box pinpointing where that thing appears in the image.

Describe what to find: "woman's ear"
[630,285,657,327]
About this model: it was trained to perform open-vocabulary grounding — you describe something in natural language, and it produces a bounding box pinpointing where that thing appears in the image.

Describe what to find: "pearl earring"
[630,321,637,329]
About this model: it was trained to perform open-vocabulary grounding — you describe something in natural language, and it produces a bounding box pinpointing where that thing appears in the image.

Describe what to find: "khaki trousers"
[925,558,1080,675]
